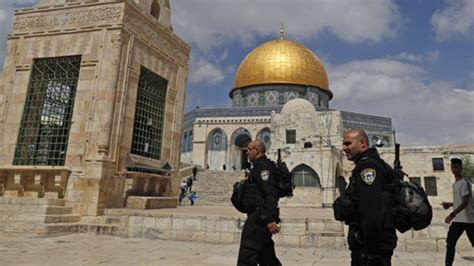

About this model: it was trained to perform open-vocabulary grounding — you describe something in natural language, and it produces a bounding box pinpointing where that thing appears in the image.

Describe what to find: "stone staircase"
[97,168,347,247]
[0,197,123,236]
[0,197,80,235]
[190,170,243,206]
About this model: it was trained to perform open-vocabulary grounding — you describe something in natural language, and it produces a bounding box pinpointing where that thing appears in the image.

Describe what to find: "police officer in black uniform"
[342,129,397,266]
[237,140,281,266]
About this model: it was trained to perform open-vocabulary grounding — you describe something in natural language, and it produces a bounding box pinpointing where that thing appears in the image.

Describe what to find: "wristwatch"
[449,212,456,218]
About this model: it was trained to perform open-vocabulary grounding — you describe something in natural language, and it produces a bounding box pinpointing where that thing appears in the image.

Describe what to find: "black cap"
[451,158,462,166]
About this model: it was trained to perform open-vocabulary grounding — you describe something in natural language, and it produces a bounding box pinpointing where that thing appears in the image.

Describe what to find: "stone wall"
[190,116,271,169]
[378,145,474,206]
[0,0,189,217]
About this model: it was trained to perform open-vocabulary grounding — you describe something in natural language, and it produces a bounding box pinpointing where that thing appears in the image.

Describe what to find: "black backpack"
[231,180,247,213]
[272,158,295,198]
[381,161,433,233]
[266,149,295,198]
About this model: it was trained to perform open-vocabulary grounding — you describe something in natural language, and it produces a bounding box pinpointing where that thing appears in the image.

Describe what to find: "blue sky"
[0,0,473,146]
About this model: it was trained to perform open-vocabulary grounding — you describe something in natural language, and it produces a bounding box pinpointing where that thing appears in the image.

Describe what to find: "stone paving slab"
[0,233,473,265]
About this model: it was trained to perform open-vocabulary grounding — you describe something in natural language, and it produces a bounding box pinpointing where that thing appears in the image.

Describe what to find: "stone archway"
[151,0,161,19]
[257,127,271,151]
[230,128,252,170]
[207,128,227,170]
[291,164,321,187]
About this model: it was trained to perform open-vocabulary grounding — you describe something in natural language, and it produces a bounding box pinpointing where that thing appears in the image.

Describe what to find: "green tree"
[462,156,474,182]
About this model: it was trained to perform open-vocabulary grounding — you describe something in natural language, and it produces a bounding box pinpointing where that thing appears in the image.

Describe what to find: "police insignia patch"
[260,170,269,181]
[360,168,376,185]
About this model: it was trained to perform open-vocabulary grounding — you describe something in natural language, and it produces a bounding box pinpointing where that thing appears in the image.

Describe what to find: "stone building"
[270,98,474,206]
[181,29,474,207]
[181,32,393,170]
[0,0,190,218]
[181,30,393,206]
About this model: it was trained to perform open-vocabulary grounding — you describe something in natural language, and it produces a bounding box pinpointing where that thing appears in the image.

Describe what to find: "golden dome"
[231,39,331,99]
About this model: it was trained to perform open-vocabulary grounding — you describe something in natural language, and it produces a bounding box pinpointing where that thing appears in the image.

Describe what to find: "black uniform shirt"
[352,147,391,254]
[248,155,280,224]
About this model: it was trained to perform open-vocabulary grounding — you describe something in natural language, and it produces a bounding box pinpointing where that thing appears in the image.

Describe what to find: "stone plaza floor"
[1,233,473,265]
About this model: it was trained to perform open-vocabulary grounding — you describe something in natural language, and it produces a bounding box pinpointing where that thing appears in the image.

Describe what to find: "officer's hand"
[441,202,452,209]
[267,222,280,234]
[445,215,453,224]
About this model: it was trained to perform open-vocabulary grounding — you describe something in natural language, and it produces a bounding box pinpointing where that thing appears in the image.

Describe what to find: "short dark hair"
[344,128,368,144]
[451,158,462,166]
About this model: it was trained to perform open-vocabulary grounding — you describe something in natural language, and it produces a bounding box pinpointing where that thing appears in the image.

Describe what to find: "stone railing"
[123,171,172,198]
[123,171,176,209]
[0,166,70,198]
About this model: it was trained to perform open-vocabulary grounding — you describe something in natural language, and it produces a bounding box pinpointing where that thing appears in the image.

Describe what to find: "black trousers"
[348,226,395,266]
[237,240,281,266]
[445,222,474,266]
[237,212,281,266]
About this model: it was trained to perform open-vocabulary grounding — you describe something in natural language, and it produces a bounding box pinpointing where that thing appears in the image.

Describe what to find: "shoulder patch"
[260,170,270,181]
[360,168,376,185]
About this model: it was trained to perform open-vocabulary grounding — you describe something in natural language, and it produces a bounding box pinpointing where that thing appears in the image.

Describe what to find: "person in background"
[188,191,198,206]
[179,180,187,206]
[192,166,198,180]
[442,158,474,266]
[186,175,193,193]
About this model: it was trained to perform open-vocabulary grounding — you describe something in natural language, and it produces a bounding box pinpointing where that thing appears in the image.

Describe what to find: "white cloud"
[189,55,225,86]
[172,0,402,50]
[330,58,474,145]
[431,0,474,41]
[387,51,440,63]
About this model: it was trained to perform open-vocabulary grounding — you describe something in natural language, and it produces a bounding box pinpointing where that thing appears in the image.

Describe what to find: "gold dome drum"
[231,39,331,99]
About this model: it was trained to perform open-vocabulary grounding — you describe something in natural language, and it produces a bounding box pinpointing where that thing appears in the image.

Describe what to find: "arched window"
[257,128,271,150]
[150,0,161,19]
[231,128,252,147]
[208,128,227,151]
[292,164,321,187]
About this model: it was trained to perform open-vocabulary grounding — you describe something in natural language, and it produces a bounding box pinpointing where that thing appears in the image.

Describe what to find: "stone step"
[0,222,121,236]
[77,223,121,236]
[105,216,122,225]
[0,213,80,223]
[0,221,49,234]
[0,204,73,215]
[0,197,66,206]
[44,223,80,235]
[45,206,73,215]
[44,214,81,223]
[124,213,344,247]
[190,170,248,207]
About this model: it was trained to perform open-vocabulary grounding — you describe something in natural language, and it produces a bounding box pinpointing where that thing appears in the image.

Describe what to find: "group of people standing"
[233,128,473,266]
[179,166,199,206]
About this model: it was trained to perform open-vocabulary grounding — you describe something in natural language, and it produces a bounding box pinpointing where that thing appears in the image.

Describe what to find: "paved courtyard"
[1,233,473,265]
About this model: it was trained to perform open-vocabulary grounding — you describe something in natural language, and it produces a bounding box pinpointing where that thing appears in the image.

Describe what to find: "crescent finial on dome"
[280,22,285,40]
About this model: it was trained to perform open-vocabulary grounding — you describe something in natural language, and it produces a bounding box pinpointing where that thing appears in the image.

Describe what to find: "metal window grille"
[131,66,167,160]
[409,177,421,187]
[292,165,321,187]
[13,55,81,166]
[432,158,444,171]
[424,176,438,196]
[286,129,296,144]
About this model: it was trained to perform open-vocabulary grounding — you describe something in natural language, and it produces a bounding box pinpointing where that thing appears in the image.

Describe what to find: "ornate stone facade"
[0,0,190,217]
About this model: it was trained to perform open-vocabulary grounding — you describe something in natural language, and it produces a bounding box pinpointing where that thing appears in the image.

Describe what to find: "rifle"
[276,148,294,198]
[393,132,408,180]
